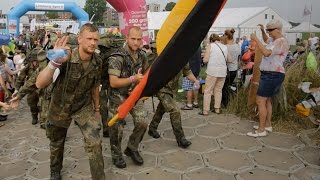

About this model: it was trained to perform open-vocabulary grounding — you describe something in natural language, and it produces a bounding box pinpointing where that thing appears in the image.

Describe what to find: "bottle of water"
[47,49,67,61]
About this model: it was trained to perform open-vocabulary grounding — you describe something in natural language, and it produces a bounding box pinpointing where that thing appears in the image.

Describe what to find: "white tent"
[147,7,291,41]
[286,22,320,33]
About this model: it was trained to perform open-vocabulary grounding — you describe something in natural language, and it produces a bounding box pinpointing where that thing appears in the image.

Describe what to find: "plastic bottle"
[47,49,67,61]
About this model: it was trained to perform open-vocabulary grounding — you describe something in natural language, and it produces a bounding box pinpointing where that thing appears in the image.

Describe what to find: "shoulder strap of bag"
[215,43,227,63]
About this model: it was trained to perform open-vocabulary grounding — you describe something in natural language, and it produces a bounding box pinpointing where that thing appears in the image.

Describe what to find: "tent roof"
[286,21,320,32]
[212,7,269,27]
[148,7,290,30]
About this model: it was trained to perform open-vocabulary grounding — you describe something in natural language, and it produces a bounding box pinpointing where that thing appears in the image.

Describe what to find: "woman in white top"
[222,29,241,107]
[200,33,230,115]
[247,20,289,137]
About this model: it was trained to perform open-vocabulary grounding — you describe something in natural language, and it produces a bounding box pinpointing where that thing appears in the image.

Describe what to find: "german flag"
[108,0,227,126]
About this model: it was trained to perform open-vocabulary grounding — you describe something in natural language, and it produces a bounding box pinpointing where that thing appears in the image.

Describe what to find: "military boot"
[50,171,61,180]
[177,137,192,148]
[112,156,126,169]
[148,129,160,139]
[124,147,144,165]
[31,114,38,125]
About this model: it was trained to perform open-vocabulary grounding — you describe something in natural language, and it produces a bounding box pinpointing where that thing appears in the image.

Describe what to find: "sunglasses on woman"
[266,28,277,32]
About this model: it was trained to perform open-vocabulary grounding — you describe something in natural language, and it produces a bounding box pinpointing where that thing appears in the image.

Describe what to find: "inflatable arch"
[107,0,149,44]
[7,0,89,35]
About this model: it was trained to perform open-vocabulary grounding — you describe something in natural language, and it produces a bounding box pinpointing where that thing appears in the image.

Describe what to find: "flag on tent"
[108,0,227,126]
[303,5,311,16]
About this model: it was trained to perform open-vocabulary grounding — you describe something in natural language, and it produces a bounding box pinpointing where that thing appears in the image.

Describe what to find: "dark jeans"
[222,70,237,107]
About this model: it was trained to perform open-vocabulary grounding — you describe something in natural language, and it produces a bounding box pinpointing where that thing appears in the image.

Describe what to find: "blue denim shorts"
[257,71,285,97]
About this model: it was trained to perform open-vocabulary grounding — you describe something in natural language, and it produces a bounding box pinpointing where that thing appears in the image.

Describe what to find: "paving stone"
[30,137,50,150]
[0,160,32,179]
[184,168,235,180]
[181,117,207,128]
[2,138,31,150]
[260,133,305,150]
[132,167,181,180]
[219,133,262,152]
[121,153,156,173]
[104,170,129,180]
[156,120,174,131]
[295,146,320,167]
[1,98,319,179]
[196,124,231,139]
[30,150,50,163]
[237,168,288,180]
[204,149,253,173]
[250,147,304,172]
[163,128,195,140]
[187,136,219,153]
[291,166,320,180]
[6,146,35,161]
[207,114,240,125]
[159,151,203,172]
[231,120,255,134]
[7,124,29,132]
[28,161,50,179]
[142,139,178,154]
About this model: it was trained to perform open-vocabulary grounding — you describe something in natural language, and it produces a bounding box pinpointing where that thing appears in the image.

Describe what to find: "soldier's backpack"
[98,33,126,88]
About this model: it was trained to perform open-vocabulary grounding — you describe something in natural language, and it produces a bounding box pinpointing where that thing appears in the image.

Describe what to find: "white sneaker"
[247,130,267,137]
[253,125,273,132]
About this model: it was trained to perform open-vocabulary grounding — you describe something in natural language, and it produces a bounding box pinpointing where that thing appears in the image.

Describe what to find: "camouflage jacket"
[107,45,148,105]
[17,60,48,99]
[158,64,192,96]
[15,46,44,90]
[48,48,102,128]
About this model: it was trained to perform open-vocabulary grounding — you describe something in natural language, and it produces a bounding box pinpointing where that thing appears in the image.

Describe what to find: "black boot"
[148,129,160,139]
[0,115,7,121]
[112,156,126,169]
[50,171,61,180]
[32,114,38,125]
[177,137,192,148]
[103,130,109,138]
[124,147,144,165]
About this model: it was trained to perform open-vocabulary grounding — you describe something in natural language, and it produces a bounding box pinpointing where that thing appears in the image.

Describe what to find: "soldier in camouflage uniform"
[11,48,47,127]
[36,24,105,180]
[148,64,200,148]
[15,45,44,125]
[98,33,126,137]
[107,26,148,169]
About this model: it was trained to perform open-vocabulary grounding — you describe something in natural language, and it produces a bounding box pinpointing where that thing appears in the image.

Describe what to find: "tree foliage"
[46,12,59,19]
[84,0,107,23]
[165,2,176,11]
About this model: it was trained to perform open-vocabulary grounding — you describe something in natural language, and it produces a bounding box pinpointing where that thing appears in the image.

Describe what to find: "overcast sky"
[2,0,319,24]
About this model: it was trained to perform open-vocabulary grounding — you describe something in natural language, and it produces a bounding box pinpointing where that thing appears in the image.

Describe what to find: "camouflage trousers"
[100,87,108,134]
[149,93,185,140]
[27,91,39,116]
[39,97,50,126]
[46,115,105,180]
[108,101,147,159]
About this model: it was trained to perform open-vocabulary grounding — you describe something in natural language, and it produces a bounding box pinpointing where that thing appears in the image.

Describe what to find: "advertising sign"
[8,20,17,34]
[35,3,65,11]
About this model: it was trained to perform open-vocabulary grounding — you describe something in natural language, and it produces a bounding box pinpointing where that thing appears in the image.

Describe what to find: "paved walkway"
[0,98,319,180]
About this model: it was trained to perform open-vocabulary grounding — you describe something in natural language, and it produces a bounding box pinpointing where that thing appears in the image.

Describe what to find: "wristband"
[48,62,58,70]
[129,76,135,83]
[95,108,100,112]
